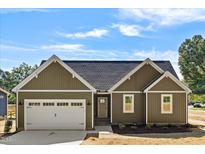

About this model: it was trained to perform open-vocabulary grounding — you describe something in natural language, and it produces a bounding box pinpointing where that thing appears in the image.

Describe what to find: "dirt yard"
[82,109,205,145]
[189,109,205,126]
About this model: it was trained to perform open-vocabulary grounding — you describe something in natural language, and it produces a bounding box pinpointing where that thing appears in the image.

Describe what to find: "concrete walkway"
[0,131,87,145]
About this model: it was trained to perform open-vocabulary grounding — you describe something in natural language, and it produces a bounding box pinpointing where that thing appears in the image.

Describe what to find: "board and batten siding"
[149,77,184,91]
[21,62,89,90]
[18,92,92,130]
[114,64,161,91]
[112,93,146,123]
[147,93,186,123]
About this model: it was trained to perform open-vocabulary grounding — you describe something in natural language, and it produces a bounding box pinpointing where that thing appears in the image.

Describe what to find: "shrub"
[4,120,13,133]
[145,124,152,129]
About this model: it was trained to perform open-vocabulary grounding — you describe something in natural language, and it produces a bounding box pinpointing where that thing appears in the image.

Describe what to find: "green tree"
[178,35,205,93]
[0,63,37,103]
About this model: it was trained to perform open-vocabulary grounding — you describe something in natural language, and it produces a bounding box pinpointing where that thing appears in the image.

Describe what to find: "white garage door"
[24,99,86,130]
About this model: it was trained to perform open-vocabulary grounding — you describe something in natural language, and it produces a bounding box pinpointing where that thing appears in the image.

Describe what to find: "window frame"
[123,94,134,113]
[161,94,173,114]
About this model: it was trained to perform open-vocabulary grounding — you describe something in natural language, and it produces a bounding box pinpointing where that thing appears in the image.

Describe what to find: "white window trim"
[161,94,173,114]
[123,94,134,113]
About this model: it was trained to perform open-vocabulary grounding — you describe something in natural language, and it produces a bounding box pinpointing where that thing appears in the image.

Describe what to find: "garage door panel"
[24,99,86,130]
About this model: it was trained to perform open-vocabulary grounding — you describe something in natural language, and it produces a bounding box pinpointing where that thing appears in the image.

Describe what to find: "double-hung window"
[123,94,134,113]
[161,94,173,114]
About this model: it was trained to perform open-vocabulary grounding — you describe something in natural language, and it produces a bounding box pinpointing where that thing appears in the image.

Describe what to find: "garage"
[24,99,86,130]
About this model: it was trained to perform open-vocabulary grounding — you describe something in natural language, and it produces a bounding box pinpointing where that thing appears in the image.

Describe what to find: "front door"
[97,97,108,118]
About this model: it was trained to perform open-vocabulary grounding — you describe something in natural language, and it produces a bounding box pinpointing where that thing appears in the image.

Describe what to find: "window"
[43,102,55,106]
[29,102,40,106]
[123,94,134,113]
[99,98,106,103]
[161,94,173,114]
[57,102,69,106]
[71,102,83,106]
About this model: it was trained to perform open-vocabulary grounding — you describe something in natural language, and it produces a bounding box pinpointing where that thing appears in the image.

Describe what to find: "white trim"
[84,99,86,130]
[145,92,148,124]
[96,92,110,94]
[144,71,191,93]
[110,93,112,123]
[112,91,142,93]
[17,89,92,93]
[91,92,94,129]
[24,99,86,130]
[146,91,186,93]
[123,94,134,113]
[16,92,18,128]
[108,58,164,92]
[161,94,173,114]
[24,99,26,130]
[0,87,10,95]
[186,93,188,124]
[12,55,96,92]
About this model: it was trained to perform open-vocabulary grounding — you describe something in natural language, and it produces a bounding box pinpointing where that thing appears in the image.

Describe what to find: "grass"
[191,107,205,111]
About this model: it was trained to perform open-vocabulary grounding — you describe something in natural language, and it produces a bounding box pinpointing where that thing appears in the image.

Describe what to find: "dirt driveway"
[82,109,205,145]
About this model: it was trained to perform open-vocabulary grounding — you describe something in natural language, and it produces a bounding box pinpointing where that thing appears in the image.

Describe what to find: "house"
[0,87,10,117]
[12,55,191,130]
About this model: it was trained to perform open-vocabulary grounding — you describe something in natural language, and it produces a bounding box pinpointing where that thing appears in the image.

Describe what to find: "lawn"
[191,107,205,111]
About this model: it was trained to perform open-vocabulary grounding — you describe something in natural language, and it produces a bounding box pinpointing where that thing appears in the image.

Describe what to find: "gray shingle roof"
[42,60,178,91]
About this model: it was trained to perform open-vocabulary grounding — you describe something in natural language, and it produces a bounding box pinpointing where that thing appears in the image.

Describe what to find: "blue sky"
[1,8,205,79]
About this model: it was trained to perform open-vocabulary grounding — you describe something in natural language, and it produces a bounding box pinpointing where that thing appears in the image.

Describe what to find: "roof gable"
[12,55,96,92]
[108,58,164,92]
[144,71,191,93]
[21,62,90,90]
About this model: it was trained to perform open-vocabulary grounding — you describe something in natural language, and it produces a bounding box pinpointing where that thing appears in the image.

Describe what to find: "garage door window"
[57,102,69,106]
[29,102,40,106]
[43,102,55,106]
[71,102,83,106]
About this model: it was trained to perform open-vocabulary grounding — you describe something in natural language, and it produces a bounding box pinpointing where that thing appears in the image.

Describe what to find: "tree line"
[0,63,37,103]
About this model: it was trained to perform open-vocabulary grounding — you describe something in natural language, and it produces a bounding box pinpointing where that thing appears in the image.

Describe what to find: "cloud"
[41,44,84,51]
[119,9,205,27]
[0,44,37,51]
[112,23,153,37]
[0,9,52,14]
[56,28,109,39]
[112,24,141,36]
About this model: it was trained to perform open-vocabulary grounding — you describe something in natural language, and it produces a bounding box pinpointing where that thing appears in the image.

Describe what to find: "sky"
[0,8,205,79]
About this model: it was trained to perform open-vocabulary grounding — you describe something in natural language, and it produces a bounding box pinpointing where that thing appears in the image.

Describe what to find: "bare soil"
[81,134,205,145]
[82,109,205,145]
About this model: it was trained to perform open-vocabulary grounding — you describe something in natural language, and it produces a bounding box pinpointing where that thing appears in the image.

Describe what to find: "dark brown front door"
[97,97,108,118]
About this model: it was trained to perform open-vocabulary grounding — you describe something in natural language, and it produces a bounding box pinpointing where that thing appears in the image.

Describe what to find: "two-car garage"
[24,99,86,130]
